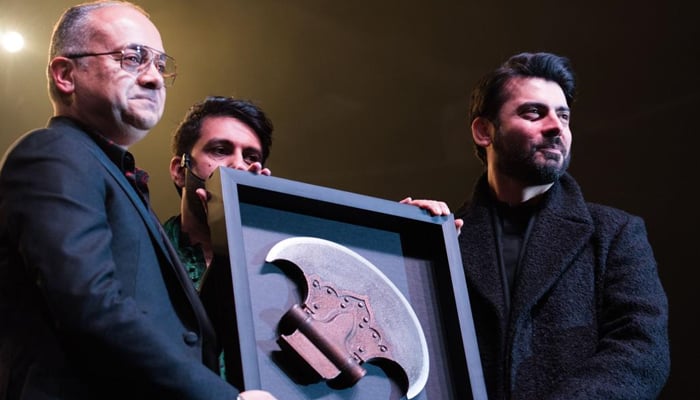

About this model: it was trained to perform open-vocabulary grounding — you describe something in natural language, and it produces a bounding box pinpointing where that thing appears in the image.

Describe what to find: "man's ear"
[170,156,185,190]
[472,116,494,147]
[49,57,76,95]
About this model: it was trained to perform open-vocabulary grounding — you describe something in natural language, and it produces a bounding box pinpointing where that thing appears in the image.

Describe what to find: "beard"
[492,128,571,185]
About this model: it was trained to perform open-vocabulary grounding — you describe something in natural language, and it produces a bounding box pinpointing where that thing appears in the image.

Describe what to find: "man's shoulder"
[558,174,643,223]
[8,117,94,153]
[585,201,642,228]
[585,201,627,215]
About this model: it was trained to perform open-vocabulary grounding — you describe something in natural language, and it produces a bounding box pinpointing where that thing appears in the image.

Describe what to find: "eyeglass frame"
[64,43,177,86]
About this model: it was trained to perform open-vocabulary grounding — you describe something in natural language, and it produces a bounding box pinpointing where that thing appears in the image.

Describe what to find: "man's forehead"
[89,5,163,52]
[197,117,262,149]
[503,76,567,105]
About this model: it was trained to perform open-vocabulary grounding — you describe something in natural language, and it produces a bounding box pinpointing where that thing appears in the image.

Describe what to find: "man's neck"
[487,169,553,206]
[53,108,144,149]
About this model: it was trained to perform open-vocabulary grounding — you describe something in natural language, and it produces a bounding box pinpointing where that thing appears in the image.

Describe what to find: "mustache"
[536,137,565,151]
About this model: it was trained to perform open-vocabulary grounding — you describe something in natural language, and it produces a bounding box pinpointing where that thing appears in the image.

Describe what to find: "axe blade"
[266,236,429,399]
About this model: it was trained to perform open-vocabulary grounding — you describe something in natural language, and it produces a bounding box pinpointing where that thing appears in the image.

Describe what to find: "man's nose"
[542,112,564,137]
[227,154,248,170]
[137,60,165,89]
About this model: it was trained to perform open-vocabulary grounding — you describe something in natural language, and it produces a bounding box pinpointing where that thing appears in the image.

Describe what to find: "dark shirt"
[494,201,537,298]
[84,124,150,204]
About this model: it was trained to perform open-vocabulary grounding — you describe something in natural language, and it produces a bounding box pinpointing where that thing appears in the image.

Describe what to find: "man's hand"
[193,163,271,217]
[238,390,278,400]
[247,161,271,176]
[400,197,464,235]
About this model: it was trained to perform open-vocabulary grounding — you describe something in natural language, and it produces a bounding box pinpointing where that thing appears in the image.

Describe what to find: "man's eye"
[244,153,262,164]
[558,112,571,122]
[154,60,167,73]
[121,53,142,66]
[210,147,227,155]
[522,108,541,119]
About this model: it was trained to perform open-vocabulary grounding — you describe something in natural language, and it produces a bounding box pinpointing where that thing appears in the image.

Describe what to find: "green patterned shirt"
[162,215,226,379]
[162,215,207,290]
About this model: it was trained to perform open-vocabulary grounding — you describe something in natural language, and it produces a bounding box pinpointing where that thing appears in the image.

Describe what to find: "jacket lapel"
[459,178,508,320]
[84,135,218,340]
[460,174,595,324]
[86,143,176,265]
[509,174,594,321]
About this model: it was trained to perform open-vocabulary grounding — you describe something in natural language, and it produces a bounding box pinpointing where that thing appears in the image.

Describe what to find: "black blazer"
[0,117,239,399]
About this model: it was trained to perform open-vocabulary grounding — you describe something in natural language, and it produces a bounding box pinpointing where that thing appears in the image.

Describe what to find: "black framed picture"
[203,167,486,400]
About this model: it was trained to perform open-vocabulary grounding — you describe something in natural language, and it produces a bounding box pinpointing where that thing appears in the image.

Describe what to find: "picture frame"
[203,167,486,400]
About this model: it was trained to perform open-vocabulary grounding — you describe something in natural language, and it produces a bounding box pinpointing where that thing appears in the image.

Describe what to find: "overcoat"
[457,173,669,400]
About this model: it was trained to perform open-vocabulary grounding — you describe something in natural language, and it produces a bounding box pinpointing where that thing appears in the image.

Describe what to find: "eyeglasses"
[65,43,177,86]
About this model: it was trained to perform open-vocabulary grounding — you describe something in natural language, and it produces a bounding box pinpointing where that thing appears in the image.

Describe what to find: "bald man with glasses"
[0,2,274,399]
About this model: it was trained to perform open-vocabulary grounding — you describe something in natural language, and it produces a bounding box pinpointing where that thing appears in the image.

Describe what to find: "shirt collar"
[50,116,150,196]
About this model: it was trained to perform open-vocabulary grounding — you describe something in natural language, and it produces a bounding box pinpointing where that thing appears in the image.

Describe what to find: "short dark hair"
[172,96,273,164]
[469,52,576,164]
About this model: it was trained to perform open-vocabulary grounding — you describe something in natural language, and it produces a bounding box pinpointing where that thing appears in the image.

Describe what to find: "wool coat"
[0,117,240,399]
[457,173,669,400]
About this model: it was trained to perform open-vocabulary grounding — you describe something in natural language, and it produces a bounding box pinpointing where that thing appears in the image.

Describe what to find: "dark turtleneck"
[493,199,539,307]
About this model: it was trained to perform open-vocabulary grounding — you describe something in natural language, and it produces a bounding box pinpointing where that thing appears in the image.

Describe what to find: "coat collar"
[458,173,594,321]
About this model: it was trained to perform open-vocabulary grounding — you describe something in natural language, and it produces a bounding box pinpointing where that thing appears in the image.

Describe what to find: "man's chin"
[518,163,566,185]
[124,109,163,129]
[537,153,569,175]
[135,116,161,130]
[540,165,567,183]
[535,150,563,165]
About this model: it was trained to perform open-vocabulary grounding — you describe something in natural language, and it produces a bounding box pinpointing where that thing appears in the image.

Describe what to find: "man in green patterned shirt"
[164,96,273,290]
[164,96,273,388]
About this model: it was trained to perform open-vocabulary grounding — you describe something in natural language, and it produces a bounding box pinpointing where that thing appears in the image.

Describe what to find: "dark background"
[1,1,696,398]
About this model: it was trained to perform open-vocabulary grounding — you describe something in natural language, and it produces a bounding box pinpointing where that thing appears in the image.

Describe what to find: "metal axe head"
[266,236,429,399]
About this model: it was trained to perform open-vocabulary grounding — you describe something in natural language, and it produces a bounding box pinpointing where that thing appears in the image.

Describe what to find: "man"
[457,52,669,399]
[164,96,273,386]
[0,2,273,399]
[164,96,461,387]
[166,96,273,289]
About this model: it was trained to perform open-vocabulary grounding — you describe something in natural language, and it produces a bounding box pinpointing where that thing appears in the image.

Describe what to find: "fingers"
[195,188,209,202]
[403,197,463,234]
[401,197,451,216]
[247,162,272,176]
[239,390,278,400]
[195,187,209,215]
[455,218,464,235]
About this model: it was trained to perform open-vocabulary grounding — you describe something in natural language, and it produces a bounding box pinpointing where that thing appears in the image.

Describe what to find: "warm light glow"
[2,31,25,53]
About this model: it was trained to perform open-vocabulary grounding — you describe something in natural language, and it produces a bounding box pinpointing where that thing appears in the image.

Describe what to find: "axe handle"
[281,304,366,385]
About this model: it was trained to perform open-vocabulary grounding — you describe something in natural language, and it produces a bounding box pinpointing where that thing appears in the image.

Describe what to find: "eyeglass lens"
[122,45,176,84]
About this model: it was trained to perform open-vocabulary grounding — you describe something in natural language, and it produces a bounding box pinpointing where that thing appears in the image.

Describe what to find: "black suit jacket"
[0,117,240,399]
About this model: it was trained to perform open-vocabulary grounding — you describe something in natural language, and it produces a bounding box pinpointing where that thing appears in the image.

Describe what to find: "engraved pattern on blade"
[266,236,429,399]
